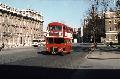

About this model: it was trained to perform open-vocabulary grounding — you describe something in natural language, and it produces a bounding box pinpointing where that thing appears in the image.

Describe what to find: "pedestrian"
[2,43,4,48]
[23,43,25,46]
[0,43,4,51]
[109,42,113,47]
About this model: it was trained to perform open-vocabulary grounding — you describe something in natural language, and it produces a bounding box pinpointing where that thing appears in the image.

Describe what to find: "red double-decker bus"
[45,22,73,55]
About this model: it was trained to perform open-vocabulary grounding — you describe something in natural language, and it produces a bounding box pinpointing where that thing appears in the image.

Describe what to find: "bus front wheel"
[67,52,71,54]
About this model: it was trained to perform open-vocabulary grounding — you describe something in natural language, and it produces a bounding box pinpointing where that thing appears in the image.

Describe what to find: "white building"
[0,3,44,48]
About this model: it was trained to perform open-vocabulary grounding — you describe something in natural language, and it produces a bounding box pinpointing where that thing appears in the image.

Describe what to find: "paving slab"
[86,51,120,59]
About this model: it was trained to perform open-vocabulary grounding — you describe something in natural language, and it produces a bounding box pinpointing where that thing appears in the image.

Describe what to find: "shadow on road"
[99,47,120,52]
[37,51,47,55]
[72,46,91,52]
[37,51,71,56]
[0,65,120,79]
[37,46,90,56]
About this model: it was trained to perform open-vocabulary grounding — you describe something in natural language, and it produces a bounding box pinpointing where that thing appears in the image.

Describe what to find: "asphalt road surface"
[3,44,120,69]
[1,45,120,79]
[6,46,89,69]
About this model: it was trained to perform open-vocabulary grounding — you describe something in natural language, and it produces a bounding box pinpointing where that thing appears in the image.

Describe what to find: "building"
[0,3,44,48]
[73,27,81,43]
[105,11,119,43]
[77,27,81,43]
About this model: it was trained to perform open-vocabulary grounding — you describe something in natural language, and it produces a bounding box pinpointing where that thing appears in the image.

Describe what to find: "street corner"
[85,51,120,60]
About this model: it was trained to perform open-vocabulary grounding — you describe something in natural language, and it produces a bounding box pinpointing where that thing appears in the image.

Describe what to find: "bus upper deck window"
[56,26,62,30]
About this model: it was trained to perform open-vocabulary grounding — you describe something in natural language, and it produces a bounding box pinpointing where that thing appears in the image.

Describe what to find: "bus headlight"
[59,32,60,36]
[59,32,62,36]
[59,48,62,51]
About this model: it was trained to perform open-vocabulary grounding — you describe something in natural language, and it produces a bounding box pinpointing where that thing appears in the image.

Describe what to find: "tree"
[89,0,114,12]
[86,0,114,49]
[116,0,120,9]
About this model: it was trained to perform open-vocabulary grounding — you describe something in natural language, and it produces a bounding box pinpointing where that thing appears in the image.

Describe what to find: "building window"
[109,36,112,41]
[109,20,111,24]
[115,35,118,40]
[114,19,117,24]
[20,37,22,44]
[109,27,112,31]
[115,26,117,31]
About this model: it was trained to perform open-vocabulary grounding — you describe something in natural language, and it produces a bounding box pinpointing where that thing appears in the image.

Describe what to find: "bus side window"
[69,40,71,43]
[52,27,55,30]
[64,40,66,43]
[63,26,65,30]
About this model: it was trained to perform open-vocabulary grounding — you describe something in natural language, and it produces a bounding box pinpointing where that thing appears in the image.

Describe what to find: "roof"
[48,22,73,30]
[48,22,65,26]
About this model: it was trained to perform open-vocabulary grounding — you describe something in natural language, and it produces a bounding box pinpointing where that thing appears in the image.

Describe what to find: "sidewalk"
[2,46,32,51]
[86,50,120,59]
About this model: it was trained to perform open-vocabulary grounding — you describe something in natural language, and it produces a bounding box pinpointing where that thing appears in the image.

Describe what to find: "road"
[6,46,89,69]
[1,44,120,79]
[3,43,120,69]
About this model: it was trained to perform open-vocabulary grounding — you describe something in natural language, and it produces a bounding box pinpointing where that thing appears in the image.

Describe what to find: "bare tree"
[89,0,114,11]
[86,0,114,50]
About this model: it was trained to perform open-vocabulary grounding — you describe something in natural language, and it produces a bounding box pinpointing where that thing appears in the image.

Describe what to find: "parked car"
[32,39,41,47]
[32,39,45,47]
[40,40,46,46]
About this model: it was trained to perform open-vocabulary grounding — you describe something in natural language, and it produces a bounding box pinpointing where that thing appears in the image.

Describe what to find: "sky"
[0,0,91,28]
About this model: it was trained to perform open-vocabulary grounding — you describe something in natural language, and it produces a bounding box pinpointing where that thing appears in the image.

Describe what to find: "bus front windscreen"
[47,38,64,44]
[49,26,62,31]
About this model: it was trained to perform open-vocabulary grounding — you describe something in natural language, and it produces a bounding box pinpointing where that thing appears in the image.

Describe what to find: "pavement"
[0,46,39,64]
[2,46,32,51]
[86,48,120,59]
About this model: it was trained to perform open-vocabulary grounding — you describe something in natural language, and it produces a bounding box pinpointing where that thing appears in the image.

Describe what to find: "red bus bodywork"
[45,22,73,55]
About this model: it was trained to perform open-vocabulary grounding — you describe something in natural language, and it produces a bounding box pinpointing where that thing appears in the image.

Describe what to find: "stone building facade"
[0,3,44,48]
[105,11,119,43]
